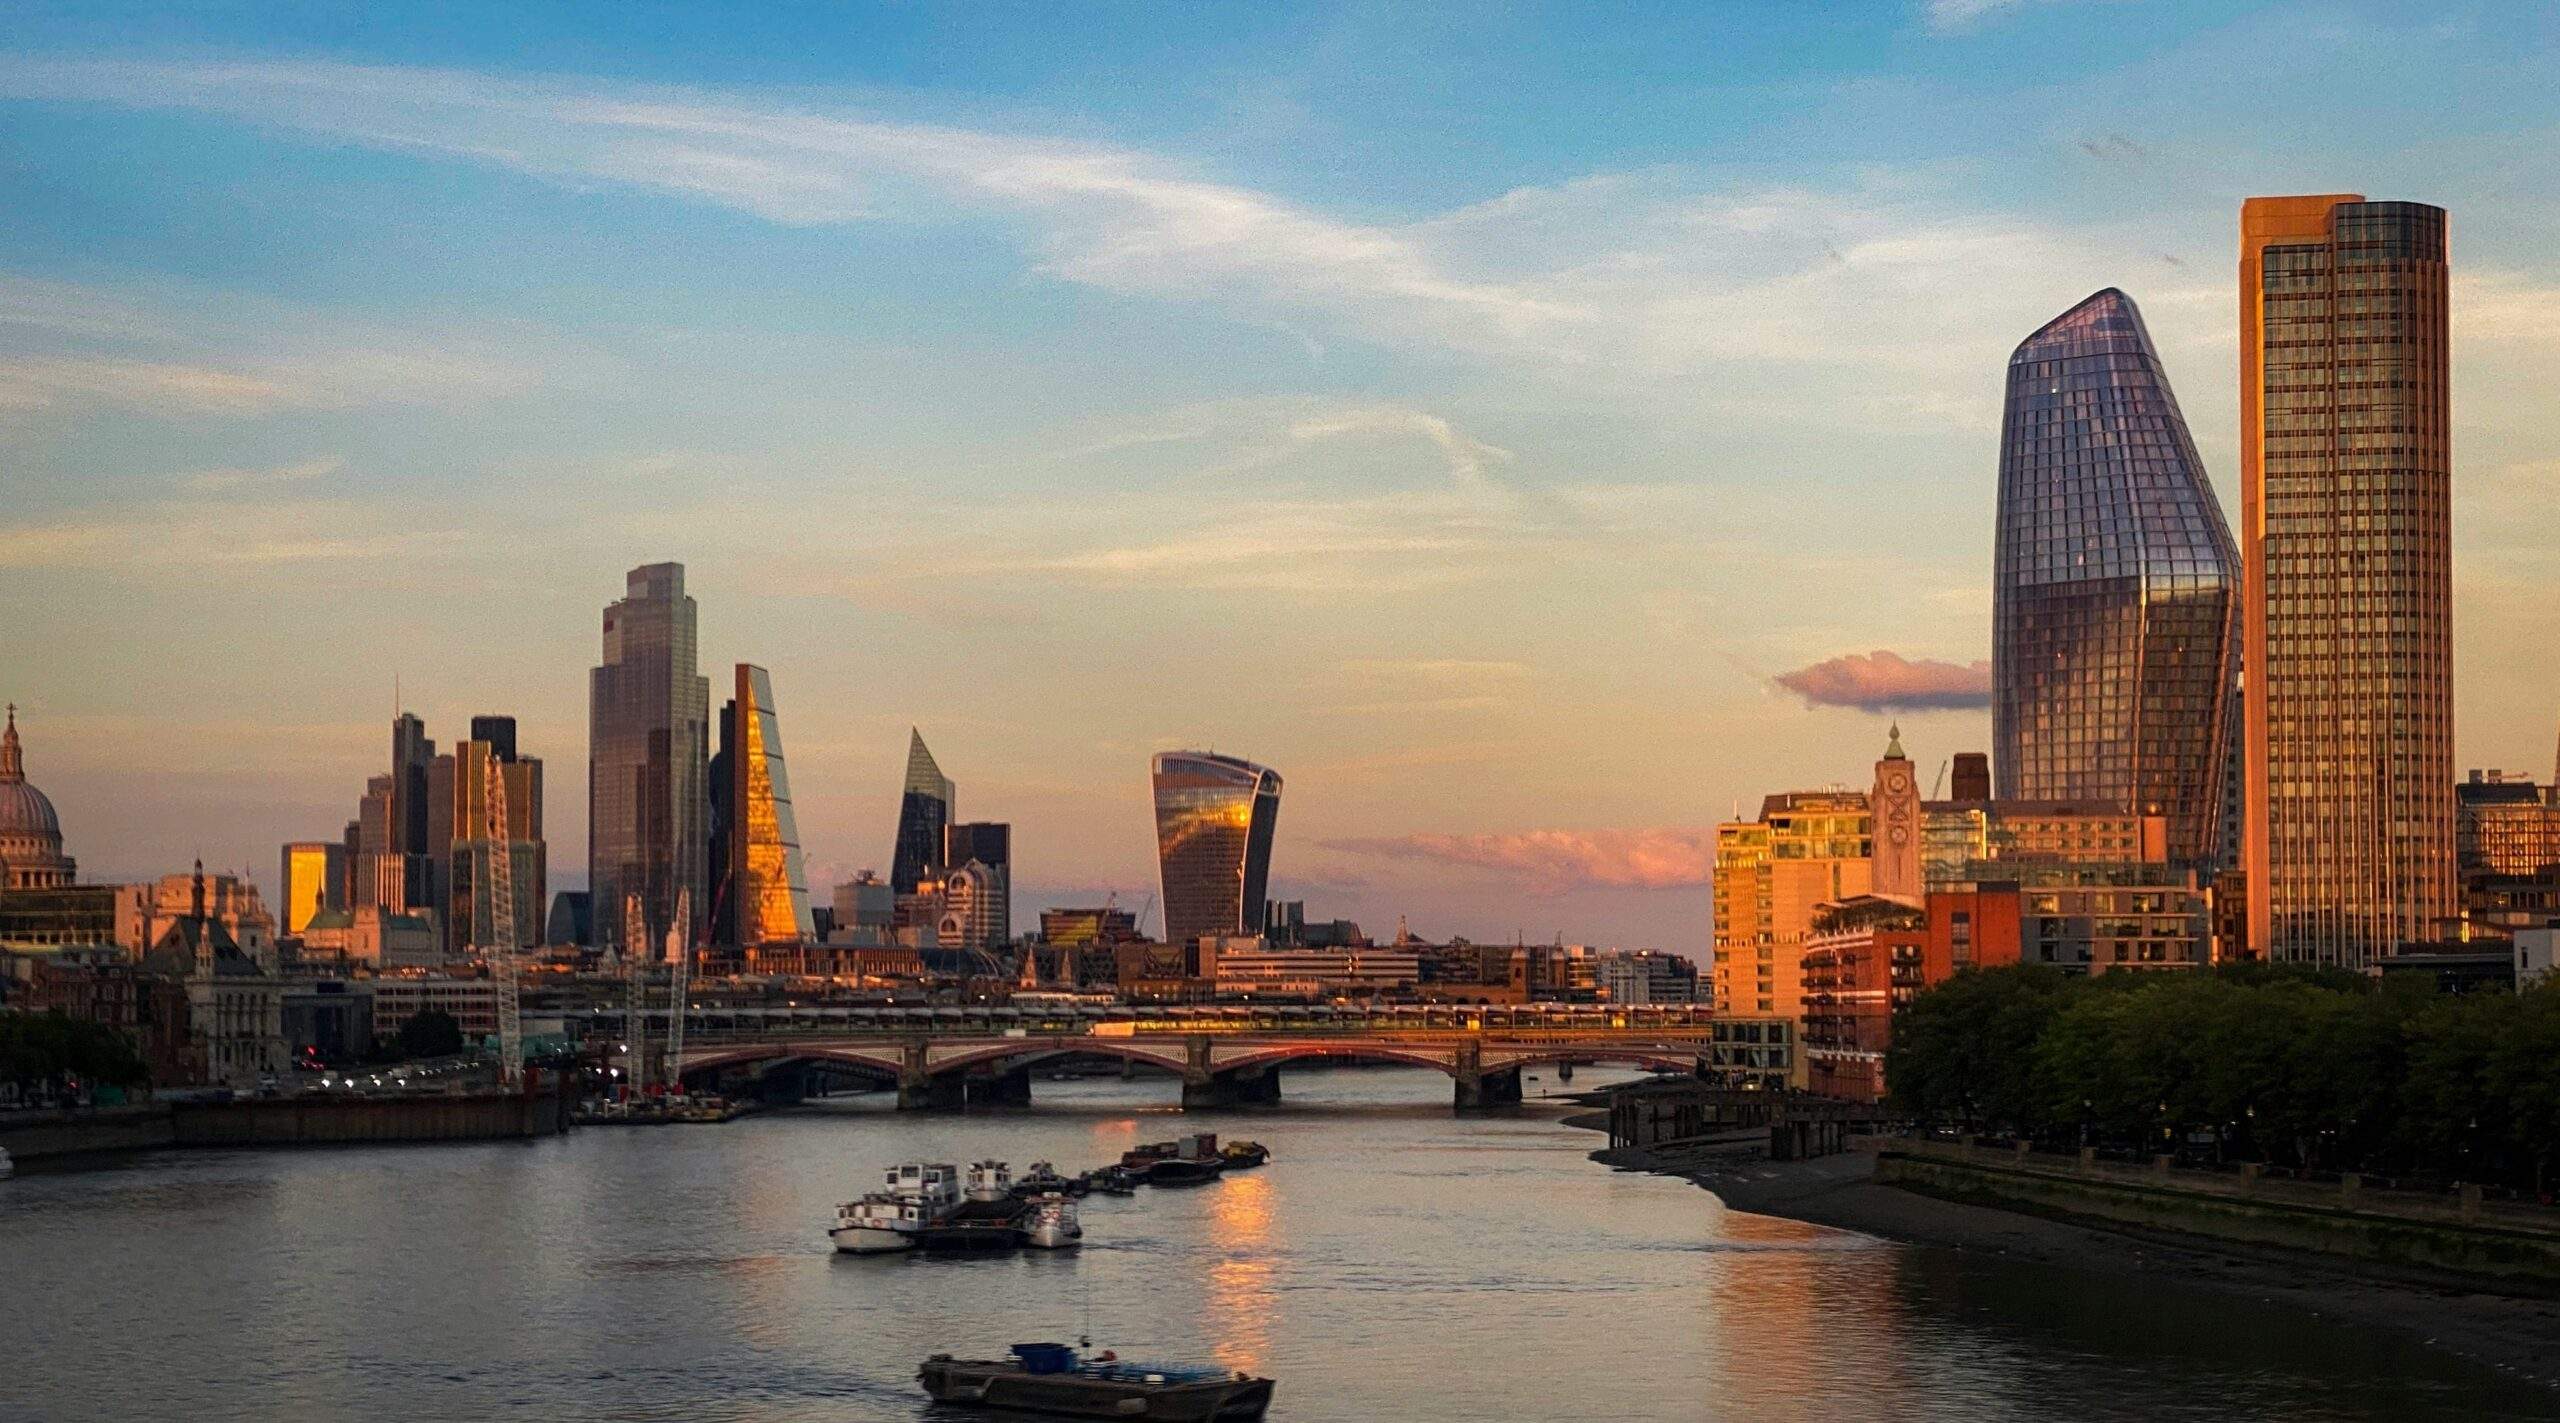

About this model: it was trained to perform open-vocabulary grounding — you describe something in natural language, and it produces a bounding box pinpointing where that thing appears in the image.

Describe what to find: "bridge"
[661,1012,1715,1112]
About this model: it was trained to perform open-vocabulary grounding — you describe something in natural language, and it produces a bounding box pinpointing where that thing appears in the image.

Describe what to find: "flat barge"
[920,1345,1274,1420]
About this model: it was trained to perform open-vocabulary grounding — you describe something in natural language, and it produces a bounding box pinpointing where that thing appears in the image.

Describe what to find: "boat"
[1012,1161,1087,1198]
[1081,1165,1139,1196]
[1124,1133,1226,1186]
[966,1159,1015,1203]
[920,1344,1274,1420]
[1022,1192,1082,1249]
[830,1161,960,1254]
[1217,1140,1268,1169]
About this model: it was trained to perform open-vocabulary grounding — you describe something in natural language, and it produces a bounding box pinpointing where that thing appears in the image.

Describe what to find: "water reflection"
[1205,1171,1277,1372]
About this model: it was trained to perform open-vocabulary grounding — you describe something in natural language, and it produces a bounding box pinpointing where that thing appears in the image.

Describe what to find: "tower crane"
[622,892,648,1096]
[478,750,523,1088]
[1931,758,1950,800]
[664,888,692,1097]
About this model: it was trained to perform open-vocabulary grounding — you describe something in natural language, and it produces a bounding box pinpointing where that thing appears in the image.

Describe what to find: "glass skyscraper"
[712,663,813,945]
[1992,288,2239,867]
[1151,751,1282,947]
[2241,196,2455,966]
[891,729,954,896]
[589,562,710,957]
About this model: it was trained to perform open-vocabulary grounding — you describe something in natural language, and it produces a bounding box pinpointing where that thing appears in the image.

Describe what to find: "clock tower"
[1870,724,1922,903]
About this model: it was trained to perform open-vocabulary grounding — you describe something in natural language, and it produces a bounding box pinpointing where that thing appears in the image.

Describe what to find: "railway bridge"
[669,1025,1712,1112]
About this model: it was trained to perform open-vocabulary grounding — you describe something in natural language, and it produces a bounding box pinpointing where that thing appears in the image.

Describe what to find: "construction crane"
[663,888,692,1097]
[622,892,648,1097]
[479,749,523,1089]
[1931,758,1950,800]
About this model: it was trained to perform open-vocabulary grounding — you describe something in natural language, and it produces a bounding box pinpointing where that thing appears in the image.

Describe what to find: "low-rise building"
[370,973,505,1045]
[1594,950,1699,1005]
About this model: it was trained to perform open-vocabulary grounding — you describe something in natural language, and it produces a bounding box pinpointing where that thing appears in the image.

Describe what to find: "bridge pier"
[898,1074,967,1111]
[1182,1065,1282,1110]
[1454,1065,1523,1111]
[969,1066,1034,1108]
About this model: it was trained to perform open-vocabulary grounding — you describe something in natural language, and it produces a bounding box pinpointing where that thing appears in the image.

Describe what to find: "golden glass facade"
[1151,751,1281,948]
[1710,790,1872,1027]
[2241,196,2455,966]
[725,664,814,945]
[278,840,342,936]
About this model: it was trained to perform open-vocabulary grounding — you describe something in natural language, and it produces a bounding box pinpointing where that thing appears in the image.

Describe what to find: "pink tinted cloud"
[1326,828,1713,895]
[1773,649,1991,712]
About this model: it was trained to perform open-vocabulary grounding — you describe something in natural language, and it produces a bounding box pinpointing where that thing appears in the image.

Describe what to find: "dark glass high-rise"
[891,729,953,895]
[1151,751,1282,947]
[1992,288,2239,867]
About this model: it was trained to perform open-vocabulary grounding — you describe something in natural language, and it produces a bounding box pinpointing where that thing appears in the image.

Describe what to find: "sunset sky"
[5,2,2556,951]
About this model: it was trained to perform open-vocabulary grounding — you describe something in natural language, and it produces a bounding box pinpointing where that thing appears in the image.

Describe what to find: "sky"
[3,1,2557,953]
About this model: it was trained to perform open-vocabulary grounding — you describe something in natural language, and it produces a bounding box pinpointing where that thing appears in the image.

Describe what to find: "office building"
[1711,789,1871,1025]
[891,730,954,896]
[710,664,814,946]
[937,860,1003,952]
[1151,751,1284,948]
[446,723,544,955]
[1993,289,2239,867]
[590,562,710,956]
[278,840,346,936]
[2241,196,2456,966]
[1948,752,1991,804]
[1594,950,1700,1005]
[944,821,1012,948]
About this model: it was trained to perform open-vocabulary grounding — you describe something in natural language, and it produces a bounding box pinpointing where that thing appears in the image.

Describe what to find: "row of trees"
[1885,964,2560,1193]
[0,1010,153,1101]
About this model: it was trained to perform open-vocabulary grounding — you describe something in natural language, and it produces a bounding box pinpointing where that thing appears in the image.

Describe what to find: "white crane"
[622,891,648,1096]
[663,888,692,1097]
[479,749,523,1088]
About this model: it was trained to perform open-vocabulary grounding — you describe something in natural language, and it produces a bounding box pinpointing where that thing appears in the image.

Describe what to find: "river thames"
[2,1067,2549,1422]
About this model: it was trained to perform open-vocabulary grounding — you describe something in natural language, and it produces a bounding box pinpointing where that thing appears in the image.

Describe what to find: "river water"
[2,1067,2550,1422]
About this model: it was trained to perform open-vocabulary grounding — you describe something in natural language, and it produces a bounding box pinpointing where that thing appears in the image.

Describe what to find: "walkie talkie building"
[1151,751,1282,948]
[1992,288,2240,867]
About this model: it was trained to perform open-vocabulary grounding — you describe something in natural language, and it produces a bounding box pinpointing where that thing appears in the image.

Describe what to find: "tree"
[393,1008,466,1060]
[1885,964,2077,1132]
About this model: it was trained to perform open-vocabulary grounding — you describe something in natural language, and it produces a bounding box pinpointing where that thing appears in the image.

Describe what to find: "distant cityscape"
[3,193,2556,1099]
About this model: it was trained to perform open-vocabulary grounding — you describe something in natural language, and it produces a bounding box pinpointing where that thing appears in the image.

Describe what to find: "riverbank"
[1576,1123,2560,1398]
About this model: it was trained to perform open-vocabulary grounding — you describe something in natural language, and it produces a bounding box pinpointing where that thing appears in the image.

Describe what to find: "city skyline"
[6,5,2559,949]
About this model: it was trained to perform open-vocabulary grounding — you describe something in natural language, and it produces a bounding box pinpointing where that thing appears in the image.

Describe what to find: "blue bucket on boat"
[1011,1342,1077,1374]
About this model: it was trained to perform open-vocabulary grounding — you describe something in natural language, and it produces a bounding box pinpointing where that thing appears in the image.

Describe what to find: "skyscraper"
[1150,751,1282,948]
[1992,288,2240,867]
[277,840,345,936]
[590,562,710,957]
[711,664,813,945]
[891,729,954,896]
[447,721,544,954]
[944,821,1012,947]
[2240,196,2455,965]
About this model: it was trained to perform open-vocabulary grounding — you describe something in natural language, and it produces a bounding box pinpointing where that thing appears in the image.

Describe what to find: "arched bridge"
[670,1029,1711,1111]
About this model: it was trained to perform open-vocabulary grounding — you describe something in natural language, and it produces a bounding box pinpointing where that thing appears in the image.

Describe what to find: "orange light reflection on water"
[1203,1170,1276,1373]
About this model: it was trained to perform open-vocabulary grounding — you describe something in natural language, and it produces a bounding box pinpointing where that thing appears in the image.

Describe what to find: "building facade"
[712,664,814,946]
[1151,751,1283,948]
[590,562,710,957]
[1711,789,1871,1021]
[944,821,1012,948]
[445,727,544,956]
[891,729,954,896]
[1594,950,1700,1005]
[1992,289,2239,868]
[278,839,346,937]
[0,706,76,890]
[2241,196,2456,966]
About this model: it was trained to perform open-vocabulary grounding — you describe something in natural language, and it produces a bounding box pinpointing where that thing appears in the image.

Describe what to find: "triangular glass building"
[891,729,955,895]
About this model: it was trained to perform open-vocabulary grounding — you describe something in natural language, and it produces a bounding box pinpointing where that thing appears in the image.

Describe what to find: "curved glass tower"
[1992,288,2239,866]
[1151,751,1282,947]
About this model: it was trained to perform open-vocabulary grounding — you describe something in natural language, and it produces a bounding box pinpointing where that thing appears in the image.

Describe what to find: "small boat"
[1012,1161,1087,1198]
[1124,1133,1227,1186]
[1217,1140,1268,1169]
[830,1162,960,1254]
[1082,1166,1139,1196]
[1023,1192,1082,1249]
[920,1344,1274,1420]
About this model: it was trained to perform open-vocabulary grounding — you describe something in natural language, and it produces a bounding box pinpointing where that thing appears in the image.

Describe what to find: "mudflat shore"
[1569,1117,2560,1398]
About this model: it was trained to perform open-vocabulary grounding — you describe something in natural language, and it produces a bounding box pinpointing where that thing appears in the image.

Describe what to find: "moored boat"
[920,1344,1274,1420]
[1023,1192,1082,1249]
[1217,1140,1268,1169]
[966,1159,1015,1203]
[1012,1160,1087,1198]
[1124,1133,1226,1186]
[830,1161,960,1254]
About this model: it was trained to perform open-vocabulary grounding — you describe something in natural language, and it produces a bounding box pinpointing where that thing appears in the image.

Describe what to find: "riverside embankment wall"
[4,1091,570,1161]
[1876,1139,2560,1286]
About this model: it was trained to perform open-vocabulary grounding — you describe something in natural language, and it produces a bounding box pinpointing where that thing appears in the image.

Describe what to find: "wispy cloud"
[1326,828,1715,895]
[0,497,458,570]
[1923,0,2054,32]
[1774,649,1993,712]
[182,456,345,492]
